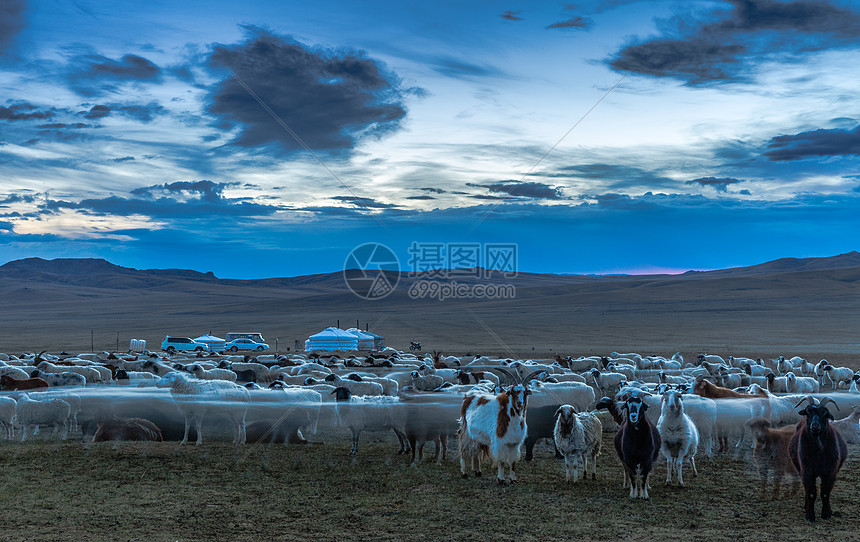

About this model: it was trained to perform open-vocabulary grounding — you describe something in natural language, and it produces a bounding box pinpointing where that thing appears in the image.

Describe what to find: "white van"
[225,332,265,344]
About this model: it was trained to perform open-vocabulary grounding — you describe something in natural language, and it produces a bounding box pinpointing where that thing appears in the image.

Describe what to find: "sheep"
[0,366,30,380]
[399,393,461,466]
[823,365,854,390]
[0,374,49,391]
[614,395,661,499]
[784,372,819,394]
[224,361,271,382]
[830,405,860,444]
[789,396,848,522]
[765,373,789,393]
[849,374,860,393]
[459,383,532,484]
[36,361,101,384]
[342,373,399,396]
[744,363,771,377]
[330,387,406,456]
[656,390,699,486]
[589,368,626,396]
[745,417,798,498]
[14,392,70,441]
[553,405,602,483]
[92,418,164,442]
[407,371,444,392]
[324,374,384,396]
[523,380,596,461]
[0,396,16,439]
[188,364,238,382]
[114,369,160,386]
[30,369,86,388]
[155,371,249,445]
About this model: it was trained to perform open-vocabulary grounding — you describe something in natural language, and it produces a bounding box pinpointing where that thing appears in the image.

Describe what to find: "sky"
[1,0,859,278]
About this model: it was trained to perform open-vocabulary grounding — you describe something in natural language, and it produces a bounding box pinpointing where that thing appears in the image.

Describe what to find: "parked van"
[225,332,265,344]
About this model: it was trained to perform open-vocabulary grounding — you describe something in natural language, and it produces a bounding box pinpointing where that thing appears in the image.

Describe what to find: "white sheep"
[553,405,602,483]
[823,365,854,390]
[831,405,860,444]
[156,371,249,445]
[36,361,101,384]
[30,370,86,388]
[657,390,699,486]
[331,386,405,455]
[785,372,819,394]
[14,392,70,441]
[0,396,16,439]
[188,364,238,382]
[408,371,444,392]
[0,366,30,380]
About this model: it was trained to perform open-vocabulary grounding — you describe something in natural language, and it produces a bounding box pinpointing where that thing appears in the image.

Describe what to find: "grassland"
[0,429,857,542]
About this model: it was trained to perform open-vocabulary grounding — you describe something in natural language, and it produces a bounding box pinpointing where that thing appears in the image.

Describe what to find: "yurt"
[345,328,375,351]
[363,330,385,350]
[194,334,226,351]
[304,327,359,351]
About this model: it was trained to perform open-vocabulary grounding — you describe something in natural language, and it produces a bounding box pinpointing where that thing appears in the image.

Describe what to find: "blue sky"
[1,0,859,278]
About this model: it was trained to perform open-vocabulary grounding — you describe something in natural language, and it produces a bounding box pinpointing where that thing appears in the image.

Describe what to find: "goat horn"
[794,395,817,408]
[521,370,546,386]
[491,367,517,385]
[819,397,839,412]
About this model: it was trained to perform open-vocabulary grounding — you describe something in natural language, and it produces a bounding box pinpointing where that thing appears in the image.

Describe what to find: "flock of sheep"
[0,348,858,521]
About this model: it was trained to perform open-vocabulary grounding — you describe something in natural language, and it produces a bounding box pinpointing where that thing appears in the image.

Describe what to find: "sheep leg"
[180,417,190,445]
[349,429,360,455]
[820,474,836,520]
[194,418,203,446]
[689,454,697,477]
[665,456,673,485]
[408,435,418,465]
[459,454,469,478]
[676,457,684,487]
[438,434,448,464]
[523,436,537,461]
[589,451,598,480]
[563,454,571,482]
[496,461,507,485]
[641,472,650,500]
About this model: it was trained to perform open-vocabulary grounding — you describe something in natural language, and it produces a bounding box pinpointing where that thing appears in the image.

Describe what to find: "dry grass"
[0,430,857,541]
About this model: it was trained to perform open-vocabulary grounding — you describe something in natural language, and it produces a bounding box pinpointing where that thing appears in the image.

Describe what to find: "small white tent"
[363,330,384,350]
[345,328,375,350]
[194,334,226,351]
[304,328,359,352]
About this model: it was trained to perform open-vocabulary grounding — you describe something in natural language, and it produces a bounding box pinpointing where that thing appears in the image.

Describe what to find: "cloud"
[501,10,523,21]
[405,195,436,200]
[0,0,25,54]
[83,102,163,122]
[329,195,399,209]
[130,180,239,203]
[204,27,408,154]
[0,193,36,205]
[36,122,90,129]
[429,57,510,79]
[0,102,54,121]
[764,124,860,160]
[112,156,135,162]
[608,0,860,85]
[467,181,565,199]
[65,52,162,96]
[686,176,743,192]
[547,16,591,29]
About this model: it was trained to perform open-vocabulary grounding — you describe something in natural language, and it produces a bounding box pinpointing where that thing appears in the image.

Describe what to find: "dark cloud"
[739,189,752,195]
[36,122,90,129]
[553,163,677,191]
[0,193,36,205]
[0,0,25,53]
[65,53,162,96]
[547,16,591,29]
[0,220,12,231]
[81,102,164,122]
[609,0,860,85]
[0,102,54,121]
[429,57,510,79]
[205,27,408,153]
[131,181,239,203]
[764,124,860,160]
[501,10,523,21]
[485,181,565,199]
[111,156,135,162]
[686,176,743,192]
[420,187,447,194]
[405,195,436,200]
[330,195,399,209]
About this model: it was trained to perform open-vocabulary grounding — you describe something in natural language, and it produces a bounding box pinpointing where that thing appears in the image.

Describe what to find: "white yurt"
[194,334,226,351]
[304,327,359,352]
[363,330,385,350]
[345,328,375,351]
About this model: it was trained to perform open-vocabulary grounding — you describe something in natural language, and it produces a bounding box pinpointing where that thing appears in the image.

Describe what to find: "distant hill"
[1,252,859,357]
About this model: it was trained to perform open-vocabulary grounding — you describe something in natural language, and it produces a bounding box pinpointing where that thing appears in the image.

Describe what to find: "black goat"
[789,396,848,522]
[613,396,661,499]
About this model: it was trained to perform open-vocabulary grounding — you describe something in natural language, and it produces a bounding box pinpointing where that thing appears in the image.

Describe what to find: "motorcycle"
[409,341,422,351]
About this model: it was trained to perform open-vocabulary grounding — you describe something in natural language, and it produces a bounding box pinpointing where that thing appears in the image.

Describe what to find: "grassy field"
[0,429,857,541]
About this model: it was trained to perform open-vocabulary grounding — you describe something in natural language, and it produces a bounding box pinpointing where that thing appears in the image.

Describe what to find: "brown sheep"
[745,417,798,498]
[0,374,49,391]
[92,418,163,442]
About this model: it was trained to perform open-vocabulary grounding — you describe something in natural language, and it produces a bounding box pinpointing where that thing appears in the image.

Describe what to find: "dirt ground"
[0,429,857,542]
